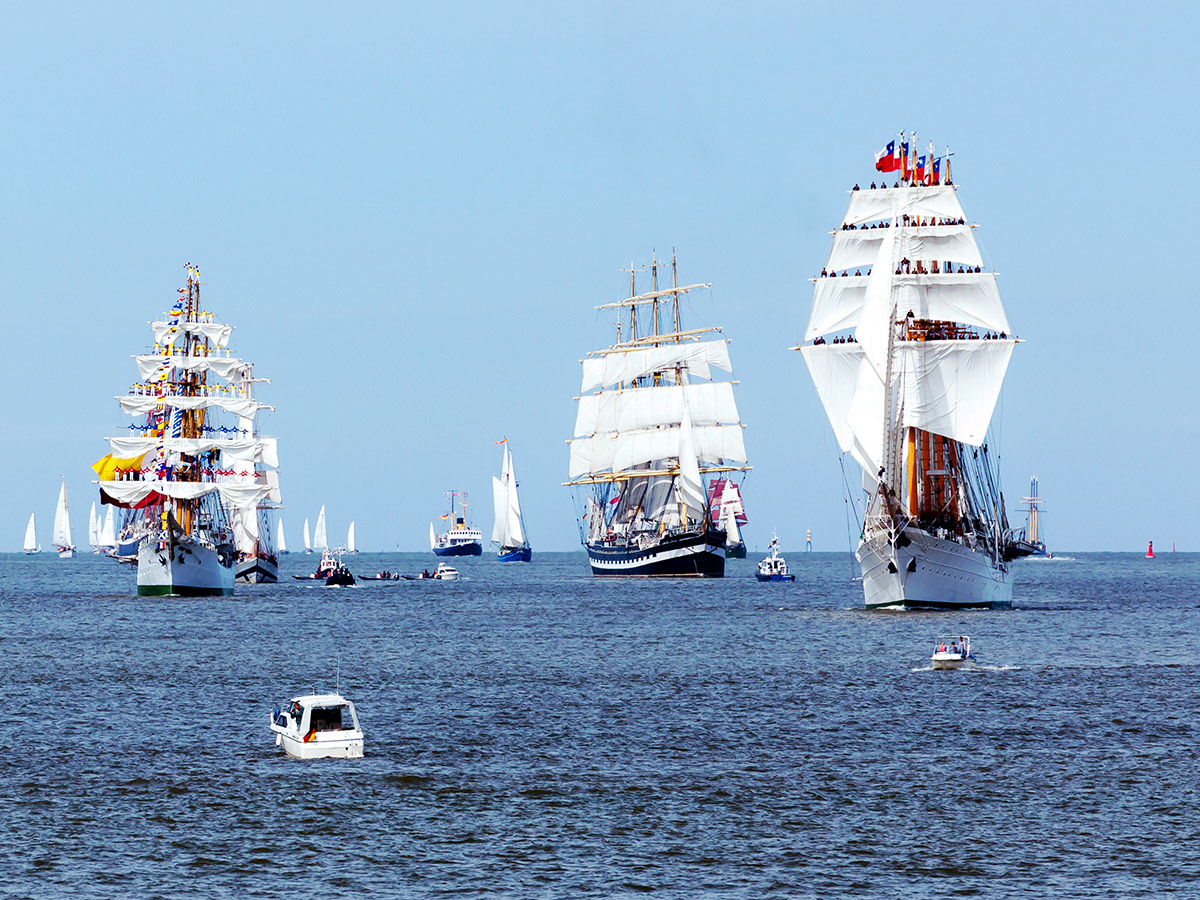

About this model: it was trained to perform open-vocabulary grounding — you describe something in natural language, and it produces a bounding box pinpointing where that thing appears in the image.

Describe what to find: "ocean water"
[6,550,1199,898]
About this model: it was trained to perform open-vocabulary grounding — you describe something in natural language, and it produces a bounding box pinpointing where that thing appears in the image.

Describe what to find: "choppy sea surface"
[5,550,1199,898]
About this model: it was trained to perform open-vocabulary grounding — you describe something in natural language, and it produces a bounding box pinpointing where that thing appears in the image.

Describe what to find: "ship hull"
[237,553,279,584]
[856,528,1012,610]
[497,546,532,562]
[587,531,726,577]
[433,542,482,557]
[725,541,747,559]
[136,539,236,597]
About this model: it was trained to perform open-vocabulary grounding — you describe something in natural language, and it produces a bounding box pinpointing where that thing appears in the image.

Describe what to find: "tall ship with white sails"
[798,139,1031,609]
[567,254,750,577]
[232,360,282,584]
[491,439,531,561]
[93,265,279,596]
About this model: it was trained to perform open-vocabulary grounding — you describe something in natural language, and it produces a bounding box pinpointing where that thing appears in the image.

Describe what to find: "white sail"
[23,514,39,552]
[826,224,982,273]
[806,273,1010,342]
[429,521,437,550]
[569,423,747,480]
[276,518,287,553]
[574,382,739,438]
[723,500,741,544]
[347,521,356,553]
[676,400,705,521]
[492,444,527,549]
[303,518,311,551]
[88,501,100,548]
[313,506,327,551]
[842,184,966,228]
[106,436,278,468]
[854,218,899,379]
[118,395,269,417]
[897,340,1015,446]
[581,340,732,393]
[491,475,507,546]
[53,480,73,551]
[98,480,272,509]
[150,319,234,348]
[134,354,251,382]
[505,447,525,546]
[99,506,116,549]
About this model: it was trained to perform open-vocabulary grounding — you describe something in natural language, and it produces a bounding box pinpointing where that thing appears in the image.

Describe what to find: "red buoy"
[1146,541,1155,558]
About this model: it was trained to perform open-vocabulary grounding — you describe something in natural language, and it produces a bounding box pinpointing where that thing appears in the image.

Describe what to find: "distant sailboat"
[313,506,328,552]
[53,478,76,559]
[709,479,748,558]
[491,440,531,562]
[277,518,288,555]
[346,521,357,554]
[303,517,312,554]
[88,501,102,553]
[23,513,41,554]
[98,506,117,554]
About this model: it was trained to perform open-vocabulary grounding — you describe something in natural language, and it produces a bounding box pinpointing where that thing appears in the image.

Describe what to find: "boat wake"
[911,664,1020,673]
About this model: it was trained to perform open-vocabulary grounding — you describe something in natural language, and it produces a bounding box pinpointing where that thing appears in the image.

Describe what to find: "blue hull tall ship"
[94,264,279,596]
[797,137,1033,610]
[566,253,751,577]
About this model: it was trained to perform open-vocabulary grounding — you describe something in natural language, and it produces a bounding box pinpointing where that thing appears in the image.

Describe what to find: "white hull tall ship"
[798,138,1031,610]
[566,254,750,577]
[93,264,278,597]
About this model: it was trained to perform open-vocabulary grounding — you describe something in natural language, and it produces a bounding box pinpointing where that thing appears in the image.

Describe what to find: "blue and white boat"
[492,440,532,561]
[430,491,483,557]
[755,533,795,582]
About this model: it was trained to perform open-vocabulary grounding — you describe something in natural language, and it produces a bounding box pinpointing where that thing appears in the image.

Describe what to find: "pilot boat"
[269,692,364,759]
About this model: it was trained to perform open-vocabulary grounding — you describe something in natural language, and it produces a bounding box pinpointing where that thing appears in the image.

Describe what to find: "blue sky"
[2,2,1196,552]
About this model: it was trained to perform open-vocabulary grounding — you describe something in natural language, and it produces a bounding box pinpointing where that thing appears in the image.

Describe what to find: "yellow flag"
[92,452,148,481]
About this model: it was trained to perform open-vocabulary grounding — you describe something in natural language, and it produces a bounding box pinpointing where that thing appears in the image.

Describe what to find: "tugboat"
[755,532,795,582]
[430,490,483,557]
[292,548,340,580]
[269,692,364,759]
[931,635,976,670]
[324,551,356,586]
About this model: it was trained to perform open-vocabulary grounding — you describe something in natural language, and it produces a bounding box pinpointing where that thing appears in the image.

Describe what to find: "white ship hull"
[136,538,236,596]
[856,527,1012,610]
[272,729,363,760]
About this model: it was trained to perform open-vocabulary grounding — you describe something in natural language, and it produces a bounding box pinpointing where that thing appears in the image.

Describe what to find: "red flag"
[495,438,507,444]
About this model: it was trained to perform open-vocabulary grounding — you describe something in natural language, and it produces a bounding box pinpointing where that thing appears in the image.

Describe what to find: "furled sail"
[151,319,234,348]
[135,354,251,382]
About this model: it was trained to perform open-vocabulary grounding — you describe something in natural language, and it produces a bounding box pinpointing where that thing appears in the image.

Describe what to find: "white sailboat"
[346,521,357,554]
[303,517,312,553]
[277,517,288,554]
[23,513,40,554]
[566,253,750,576]
[98,506,117,553]
[94,264,276,596]
[491,440,531,561]
[798,140,1031,609]
[313,506,328,552]
[53,478,76,558]
[88,501,100,552]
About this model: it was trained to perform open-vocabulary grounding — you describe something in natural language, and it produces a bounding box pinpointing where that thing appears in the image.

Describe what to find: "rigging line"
[838,454,860,580]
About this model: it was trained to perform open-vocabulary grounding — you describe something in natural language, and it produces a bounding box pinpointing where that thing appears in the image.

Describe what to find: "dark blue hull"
[587,530,726,577]
[756,573,795,582]
[497,546,532,562]
[726,541,747,559]
[433,542,482,557]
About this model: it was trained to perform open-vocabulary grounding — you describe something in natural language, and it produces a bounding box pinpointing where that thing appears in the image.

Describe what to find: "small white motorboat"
[931,635,976,670]
[433,562,460,580]
[269,693,364,759]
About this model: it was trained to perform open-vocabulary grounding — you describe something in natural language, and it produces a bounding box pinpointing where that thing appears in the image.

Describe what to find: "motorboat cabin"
[434,562,460,580]
[269,693,364,759]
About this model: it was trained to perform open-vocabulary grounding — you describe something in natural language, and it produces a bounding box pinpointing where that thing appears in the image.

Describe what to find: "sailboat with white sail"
[797,138,1032,609]
[98,505,117,555]
[303,517,312,553]
[89,501,102,553]
[708,479,748,558]
[313,506,328,553]
[346,521,357,554]
[491,439,531,561]
[23,514,40,554]
[566,253,751,576]
[53,478,76,558]
[93,264,277,596]
[277,518,289,555]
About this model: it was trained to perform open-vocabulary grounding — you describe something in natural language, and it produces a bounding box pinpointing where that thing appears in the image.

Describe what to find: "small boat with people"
[931,635,976,670]
[269,692,364,759]
[292,548,340,580]
[755,532,795,582]
[324,553,356,586]
[360,570,401,581]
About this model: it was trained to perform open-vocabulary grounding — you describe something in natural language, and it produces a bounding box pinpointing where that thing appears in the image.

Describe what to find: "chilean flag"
[874,140,898,173]
[915,155,927,184]
[931,157,941,185]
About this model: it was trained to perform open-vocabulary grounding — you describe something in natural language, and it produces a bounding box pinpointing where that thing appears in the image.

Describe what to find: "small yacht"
[433,562,460,581]
[931,635,976,670]
[269,693,364,759]
[755,533,795,582]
